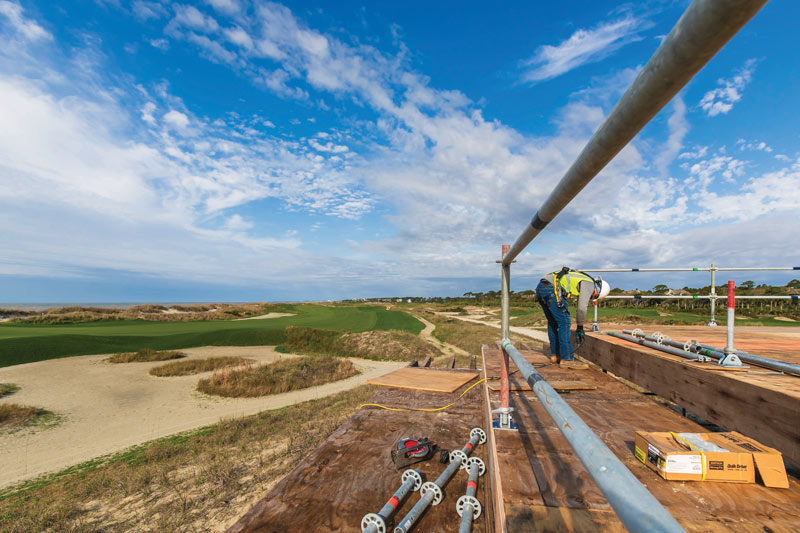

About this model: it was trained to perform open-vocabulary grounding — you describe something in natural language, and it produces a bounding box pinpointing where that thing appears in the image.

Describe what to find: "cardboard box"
[634,431,789,488]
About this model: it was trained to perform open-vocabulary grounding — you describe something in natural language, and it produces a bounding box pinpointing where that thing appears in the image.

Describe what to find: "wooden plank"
[366,367,479,393]
[229,386,490,533]
[581,333,800,466]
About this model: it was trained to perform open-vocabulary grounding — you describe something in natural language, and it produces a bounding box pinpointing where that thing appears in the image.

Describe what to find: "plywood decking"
[482,344,800,532]
[366,367,479,393]
[229,385,490,533]
[581,327,800,466]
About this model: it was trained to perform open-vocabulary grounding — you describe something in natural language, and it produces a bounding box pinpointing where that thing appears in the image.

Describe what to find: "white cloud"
[699,59,757,117]
[163,109,190,131]
[520,16,647,83]
[149,38,169,50]
[169,5,219,34]
[654,95,687,176]
[205,0,239,15]
[0,0,51,41]
[132,1,167,21]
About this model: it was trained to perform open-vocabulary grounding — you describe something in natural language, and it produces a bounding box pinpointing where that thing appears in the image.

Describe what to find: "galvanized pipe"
[457,458,485,533]
[578,267,799,272]
[608,331,707,362]
[502,0,768,266]
[726,281,736,354]
[622,330,800,377]
[500,340,684,532]
[361,470,423,533]
[603,295,796,300]
[709,264,718,326]
[394,428,486,533]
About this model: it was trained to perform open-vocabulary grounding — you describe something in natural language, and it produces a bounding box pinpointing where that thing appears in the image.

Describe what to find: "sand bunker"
[0,346,403,489]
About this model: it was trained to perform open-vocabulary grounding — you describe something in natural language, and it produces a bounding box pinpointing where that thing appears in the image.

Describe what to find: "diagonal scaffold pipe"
[501,339,685,532]
[502,0,770,266]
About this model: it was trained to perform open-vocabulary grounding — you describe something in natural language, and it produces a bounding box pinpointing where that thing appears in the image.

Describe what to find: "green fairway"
[0,305,423,368]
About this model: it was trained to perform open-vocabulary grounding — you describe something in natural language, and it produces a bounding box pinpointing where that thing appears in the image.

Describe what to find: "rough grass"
[107,349,186,363]
[280,326,439,362]
[197,356,359,397]
[421,311,536,354]
[0,383,20,397]
[0,404,53,429]
[149,357,251,377]
[0,386,377,532]
[0,304,424,368]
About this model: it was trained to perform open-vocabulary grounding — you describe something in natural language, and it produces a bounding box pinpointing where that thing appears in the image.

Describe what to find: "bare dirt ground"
[0,346,404,489]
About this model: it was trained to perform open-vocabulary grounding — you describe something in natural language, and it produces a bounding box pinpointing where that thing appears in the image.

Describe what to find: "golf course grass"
[0,305,423,368]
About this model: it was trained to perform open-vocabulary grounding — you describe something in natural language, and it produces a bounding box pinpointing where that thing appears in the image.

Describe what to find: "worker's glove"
[575,326,585,345]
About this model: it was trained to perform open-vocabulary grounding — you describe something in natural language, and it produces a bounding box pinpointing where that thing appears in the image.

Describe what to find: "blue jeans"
[536,280,574,361]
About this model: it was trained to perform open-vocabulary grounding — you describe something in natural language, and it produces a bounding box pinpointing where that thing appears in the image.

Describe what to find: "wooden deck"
[581,326,800,466]
[228,382,491,532]
[482,344,800,532]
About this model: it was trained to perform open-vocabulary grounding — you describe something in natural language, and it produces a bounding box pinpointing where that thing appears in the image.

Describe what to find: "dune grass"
[0,383,19,398]
[107,349,186,363]
[279,326,439,362]
[149,357,251,377]
[0,386,376,532]
[0,305,424,368]
[197,356,360,398]
[0,404,54,430]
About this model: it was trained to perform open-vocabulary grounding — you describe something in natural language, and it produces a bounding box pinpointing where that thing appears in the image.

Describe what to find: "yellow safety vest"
[549,270,595,302]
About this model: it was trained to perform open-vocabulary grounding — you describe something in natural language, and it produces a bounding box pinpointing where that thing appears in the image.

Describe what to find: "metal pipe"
[709,263,718,326]
[394,428,486,533]
[577,267,799,272]
[361,470,423,533]
[592,299,599,332]
[609,331,707,362]
[502,0,768,266]
[622,330,800,377]
[457,458,485,533]
[500,340,684,532]
[603,295,797,300]
[501,245,510,341]
[726,280,736,354]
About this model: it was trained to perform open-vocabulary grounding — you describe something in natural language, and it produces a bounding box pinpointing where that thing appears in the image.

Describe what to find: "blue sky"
[0,0,798,302]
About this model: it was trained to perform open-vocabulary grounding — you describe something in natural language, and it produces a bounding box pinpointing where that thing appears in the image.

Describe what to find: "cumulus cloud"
[699,59,757,117]
[520,16,648,83]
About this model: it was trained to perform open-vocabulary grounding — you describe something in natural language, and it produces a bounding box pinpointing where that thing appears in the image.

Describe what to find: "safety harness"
[551,267,602,305]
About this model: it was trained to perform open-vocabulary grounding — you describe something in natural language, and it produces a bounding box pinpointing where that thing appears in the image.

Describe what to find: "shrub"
[107,349,186,363]
[149,357,251,377]
[197,356,359,397]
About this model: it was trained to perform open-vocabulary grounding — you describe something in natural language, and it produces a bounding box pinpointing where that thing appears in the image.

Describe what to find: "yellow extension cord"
[358,376,498,413]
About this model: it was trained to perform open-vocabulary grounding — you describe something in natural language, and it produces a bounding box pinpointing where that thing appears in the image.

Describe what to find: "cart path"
[437,313,551,343]
[0,346,404,489]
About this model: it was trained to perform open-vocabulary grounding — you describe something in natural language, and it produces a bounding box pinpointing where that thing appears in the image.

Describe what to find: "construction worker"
[536,267,611,366]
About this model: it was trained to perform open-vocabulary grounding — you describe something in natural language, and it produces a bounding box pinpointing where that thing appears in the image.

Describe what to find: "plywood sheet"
[366,367,479,393]
[229,386,490,533]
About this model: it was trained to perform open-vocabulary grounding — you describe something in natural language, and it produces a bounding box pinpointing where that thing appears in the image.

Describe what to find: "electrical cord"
[358,376,499,413]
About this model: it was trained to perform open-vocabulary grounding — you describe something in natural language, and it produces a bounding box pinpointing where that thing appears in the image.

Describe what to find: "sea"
[0,303,220,312]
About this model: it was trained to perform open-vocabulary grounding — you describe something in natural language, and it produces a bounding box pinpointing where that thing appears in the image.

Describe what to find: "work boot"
[559,360,589,370]
[549,355,557,363]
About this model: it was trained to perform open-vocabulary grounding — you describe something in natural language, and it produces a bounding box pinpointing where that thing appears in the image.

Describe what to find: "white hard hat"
[596,279,611,300]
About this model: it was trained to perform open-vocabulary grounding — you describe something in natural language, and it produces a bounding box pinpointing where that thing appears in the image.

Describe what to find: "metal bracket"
[466,457,486,476]
[401,469,423,492]
[591,322,599,332]
[718,352,744,367]
[420,482,443,506]
[456,495,482,519]
[361,513,386,533]
[491,407,518,431]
